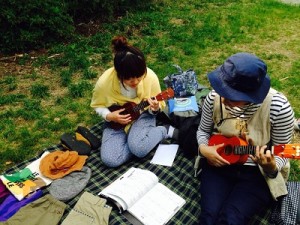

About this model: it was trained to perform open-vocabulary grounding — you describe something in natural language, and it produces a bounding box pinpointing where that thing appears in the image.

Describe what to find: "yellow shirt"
[91,67,165,110]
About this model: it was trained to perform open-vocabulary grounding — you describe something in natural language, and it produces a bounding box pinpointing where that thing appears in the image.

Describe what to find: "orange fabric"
[39,150,87,179]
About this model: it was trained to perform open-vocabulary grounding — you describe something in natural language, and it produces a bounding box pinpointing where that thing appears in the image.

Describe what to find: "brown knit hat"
[39,150,88,179]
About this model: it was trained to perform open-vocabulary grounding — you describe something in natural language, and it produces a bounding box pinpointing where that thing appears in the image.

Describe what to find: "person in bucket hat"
[208,52,270,104]
[196,52,294,224]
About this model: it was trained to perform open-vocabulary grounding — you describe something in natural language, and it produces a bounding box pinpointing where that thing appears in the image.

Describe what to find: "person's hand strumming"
[107,108,131,125]
[199,144,230,167]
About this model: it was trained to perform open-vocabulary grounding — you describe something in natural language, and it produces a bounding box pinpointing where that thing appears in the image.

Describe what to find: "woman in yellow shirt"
[91,36,175,167]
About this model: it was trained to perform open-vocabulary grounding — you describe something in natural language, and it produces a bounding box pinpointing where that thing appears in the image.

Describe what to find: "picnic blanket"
[3,121,271,225]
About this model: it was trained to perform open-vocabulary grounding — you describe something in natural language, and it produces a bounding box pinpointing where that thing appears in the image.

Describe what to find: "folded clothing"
[0,190,43,222]
[1,194,66,225]
[61,191,112,225]
[0,151,52,201]
[0,179,10,203]
[49,166,91,201]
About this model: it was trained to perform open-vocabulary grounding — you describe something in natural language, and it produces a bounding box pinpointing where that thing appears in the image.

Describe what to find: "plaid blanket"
[4,121,271,225]
[269,181,300,225]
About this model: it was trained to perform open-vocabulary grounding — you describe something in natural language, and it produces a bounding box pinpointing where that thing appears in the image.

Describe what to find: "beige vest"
[212,88,289,200]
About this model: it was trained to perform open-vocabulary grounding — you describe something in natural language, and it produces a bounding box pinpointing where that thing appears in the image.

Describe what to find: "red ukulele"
[208,134,300,164]
[108,88,174,130]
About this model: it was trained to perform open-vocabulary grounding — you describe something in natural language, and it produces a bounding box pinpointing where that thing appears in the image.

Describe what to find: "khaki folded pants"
[61,191,112,225]
[1,194,66,225]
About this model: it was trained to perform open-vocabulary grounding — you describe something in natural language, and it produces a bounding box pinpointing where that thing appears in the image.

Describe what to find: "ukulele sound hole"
[120,110,128,115]
[224,146,233,155]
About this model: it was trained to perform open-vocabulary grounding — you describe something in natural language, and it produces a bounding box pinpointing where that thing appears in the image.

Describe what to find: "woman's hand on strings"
[148,97,160,112]
[250,145,277,174]
[199,144,230,167]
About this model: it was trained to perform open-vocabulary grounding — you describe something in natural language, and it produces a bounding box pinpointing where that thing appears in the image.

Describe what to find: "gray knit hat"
[49,166,91,201]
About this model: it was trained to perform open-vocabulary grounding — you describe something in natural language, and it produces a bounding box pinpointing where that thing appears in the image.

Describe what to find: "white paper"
[150,144,179,167]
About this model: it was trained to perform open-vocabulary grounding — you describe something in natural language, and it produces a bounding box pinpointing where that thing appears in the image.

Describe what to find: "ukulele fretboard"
[133,101,149,112]
[233,146,256,155]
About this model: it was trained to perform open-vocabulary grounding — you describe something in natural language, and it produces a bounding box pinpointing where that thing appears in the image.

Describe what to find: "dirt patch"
[280,0,300,4]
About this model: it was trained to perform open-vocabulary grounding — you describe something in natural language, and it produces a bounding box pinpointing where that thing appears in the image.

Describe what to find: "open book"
[99,167,186,225]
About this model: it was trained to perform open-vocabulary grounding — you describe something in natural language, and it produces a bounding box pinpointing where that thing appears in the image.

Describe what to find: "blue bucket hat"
[208,52,271,104]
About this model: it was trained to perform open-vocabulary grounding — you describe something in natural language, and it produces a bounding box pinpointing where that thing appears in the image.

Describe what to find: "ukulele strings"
[133,100,150,112]
[133,96,158,112]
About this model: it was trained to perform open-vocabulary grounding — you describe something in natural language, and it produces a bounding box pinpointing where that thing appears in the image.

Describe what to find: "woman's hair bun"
[112,36,128,52]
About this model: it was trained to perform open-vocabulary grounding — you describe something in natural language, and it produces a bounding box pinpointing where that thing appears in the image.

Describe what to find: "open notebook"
[99,167,186,225]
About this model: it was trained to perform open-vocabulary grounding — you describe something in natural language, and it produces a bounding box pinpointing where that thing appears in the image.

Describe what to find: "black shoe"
[76,126,101,150]
[61,133,91,155]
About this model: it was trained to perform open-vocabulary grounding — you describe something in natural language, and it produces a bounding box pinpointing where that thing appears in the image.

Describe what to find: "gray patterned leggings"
[100,112,167,167]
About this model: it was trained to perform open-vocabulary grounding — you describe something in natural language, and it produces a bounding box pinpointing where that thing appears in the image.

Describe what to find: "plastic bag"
[163,65,199,97]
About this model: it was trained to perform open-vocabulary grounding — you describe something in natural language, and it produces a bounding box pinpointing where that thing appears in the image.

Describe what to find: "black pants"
[199,160,273,225]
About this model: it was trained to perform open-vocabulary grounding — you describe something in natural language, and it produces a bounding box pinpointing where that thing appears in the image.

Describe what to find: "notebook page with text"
[99,168,158,210]
[128,183,186,225]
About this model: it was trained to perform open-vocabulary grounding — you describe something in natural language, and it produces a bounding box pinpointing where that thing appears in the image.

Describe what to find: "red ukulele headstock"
[273,144,300,159]
[155,88,174,101]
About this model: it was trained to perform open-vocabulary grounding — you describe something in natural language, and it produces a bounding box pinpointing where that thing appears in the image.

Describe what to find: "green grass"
[0,0,300,178]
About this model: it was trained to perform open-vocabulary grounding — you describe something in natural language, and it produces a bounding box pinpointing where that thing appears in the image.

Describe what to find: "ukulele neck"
[133,100,149,112]
[234,146,256,155]
[233,145,274,155]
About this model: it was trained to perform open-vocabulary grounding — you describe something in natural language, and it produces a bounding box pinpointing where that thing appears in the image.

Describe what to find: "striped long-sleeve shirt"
[197,90,295,169]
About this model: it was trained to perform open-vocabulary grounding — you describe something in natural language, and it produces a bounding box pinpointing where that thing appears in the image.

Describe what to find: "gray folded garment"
[49,166,91,201]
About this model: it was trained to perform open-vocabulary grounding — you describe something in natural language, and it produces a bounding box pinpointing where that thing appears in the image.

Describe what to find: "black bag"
[167,87,210,159]
[161,66,210,159]
[172,114,201,159]
[156,110,201,159]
